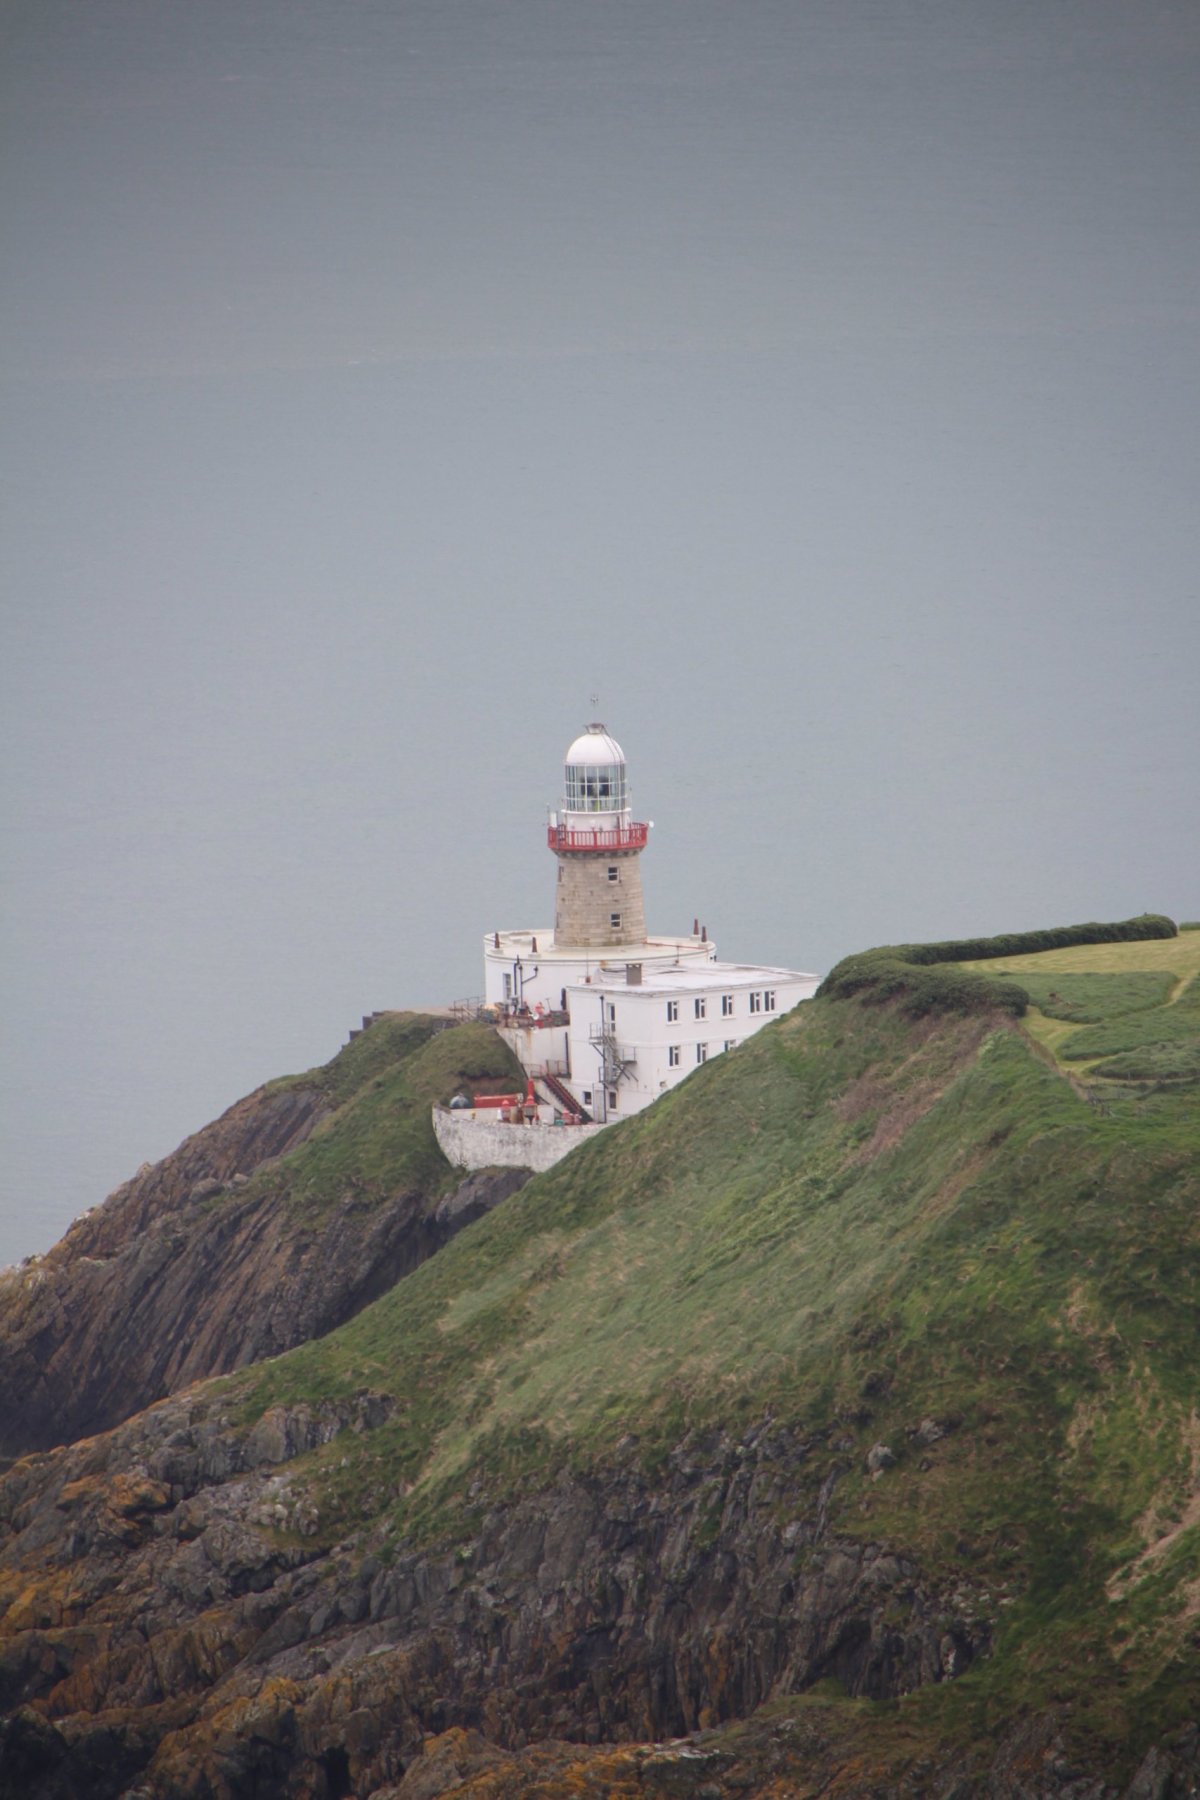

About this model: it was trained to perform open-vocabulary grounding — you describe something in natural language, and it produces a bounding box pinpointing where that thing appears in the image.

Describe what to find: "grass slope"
[232,1013,524,1221]
[961,930,1200,1084]
[224,924,1199,1773]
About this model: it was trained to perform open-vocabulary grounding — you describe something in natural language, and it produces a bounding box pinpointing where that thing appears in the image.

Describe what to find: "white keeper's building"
[477,722,819,1126]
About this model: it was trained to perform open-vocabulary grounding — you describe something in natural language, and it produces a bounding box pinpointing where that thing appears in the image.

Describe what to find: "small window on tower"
[607,865,619,882]
[558,865,563,882]
[610,912,622,929]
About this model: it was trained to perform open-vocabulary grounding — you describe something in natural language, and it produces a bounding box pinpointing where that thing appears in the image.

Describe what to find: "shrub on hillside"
[818,950,1028,1019]
[901,913,1176,966]
[819,914,1177,1021]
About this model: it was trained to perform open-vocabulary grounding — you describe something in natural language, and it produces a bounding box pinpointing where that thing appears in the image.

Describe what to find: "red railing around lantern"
[547,821,649,853]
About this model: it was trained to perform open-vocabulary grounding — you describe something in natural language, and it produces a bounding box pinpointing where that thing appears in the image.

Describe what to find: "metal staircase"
[539,1070,590,1123]
[588,1025,636,1090]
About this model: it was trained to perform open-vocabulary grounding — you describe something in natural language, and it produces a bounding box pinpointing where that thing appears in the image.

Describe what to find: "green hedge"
[818,914,1177,1021]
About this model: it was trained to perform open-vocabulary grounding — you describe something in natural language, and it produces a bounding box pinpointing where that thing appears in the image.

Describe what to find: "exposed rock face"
[2,1395,1192,1800]
[2,955,1195,1798]
[0,1084,528,1459]
[0,1396,1000,1799]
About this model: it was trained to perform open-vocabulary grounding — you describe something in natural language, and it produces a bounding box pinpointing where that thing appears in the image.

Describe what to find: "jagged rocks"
[0,1099,528,1460]
[0,1409,1001,1798]
[432,1167,528,1232]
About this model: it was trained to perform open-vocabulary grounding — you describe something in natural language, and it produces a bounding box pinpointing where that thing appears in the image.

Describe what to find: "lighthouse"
[549,723,648,948]
[472,719,819,1136]
[482,720,716,1020]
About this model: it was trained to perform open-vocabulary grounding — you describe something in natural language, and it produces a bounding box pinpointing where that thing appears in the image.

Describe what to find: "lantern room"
[562,724,629,819]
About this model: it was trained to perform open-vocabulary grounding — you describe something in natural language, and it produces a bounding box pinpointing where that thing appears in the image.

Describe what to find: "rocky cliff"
[0,1392,1023,1798]
[0,1016,527,1458]
[1,927,1197,1798]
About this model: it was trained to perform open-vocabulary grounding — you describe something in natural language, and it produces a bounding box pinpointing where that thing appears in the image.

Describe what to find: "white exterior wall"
[433,1107,605,1173]
[482,930,718,1014]
[496,1020,571,1079]
[564,964,820,1122]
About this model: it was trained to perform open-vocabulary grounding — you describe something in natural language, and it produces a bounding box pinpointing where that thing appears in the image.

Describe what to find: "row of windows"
[668,1040,739,1067]
[581,1037,745,1116]
[665,991,775,1023]
[504,981,776,1017]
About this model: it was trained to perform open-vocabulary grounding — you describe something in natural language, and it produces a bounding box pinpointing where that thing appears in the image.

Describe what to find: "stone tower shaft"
[550,723,649,949]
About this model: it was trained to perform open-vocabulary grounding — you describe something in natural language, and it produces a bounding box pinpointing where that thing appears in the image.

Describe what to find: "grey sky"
[2,0,1197,1263]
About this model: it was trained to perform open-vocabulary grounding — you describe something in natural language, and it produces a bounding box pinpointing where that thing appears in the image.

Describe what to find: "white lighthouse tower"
[550,723,647,948]
[471,719,819,1136]
[482,720,715,1019]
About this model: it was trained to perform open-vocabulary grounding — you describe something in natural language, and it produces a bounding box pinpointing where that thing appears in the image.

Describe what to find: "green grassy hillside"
[255,1012,525,1219]
[4,921,1194,1797]
[225,921,1199,1772]
[0,1012,527,1458]
[961,930,1200,1086]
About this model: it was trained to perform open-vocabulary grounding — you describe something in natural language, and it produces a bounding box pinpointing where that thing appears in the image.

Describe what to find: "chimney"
[626,963,643,986]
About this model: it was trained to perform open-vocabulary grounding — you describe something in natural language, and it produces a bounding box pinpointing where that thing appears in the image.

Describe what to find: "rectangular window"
[666,1000,679,1022]
[724,1039,737,1052]
[502,974,513,1000]
[607,865,619,882]
[581,1090,592,1107]
[606,1002,616,1023]
[721,993,734,1016]
[696,1043,708,1064]
[694,996,707,1019]
[668,1044,681,1067]
[764,990,777,1012]
[749,992,762,1014]
[608,1090,618,1109]
[610,912,622,929]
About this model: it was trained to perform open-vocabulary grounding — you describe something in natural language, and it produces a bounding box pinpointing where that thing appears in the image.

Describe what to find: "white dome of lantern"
[563,722,628,818]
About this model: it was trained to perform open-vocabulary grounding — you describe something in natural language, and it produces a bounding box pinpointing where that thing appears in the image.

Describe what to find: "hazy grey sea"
[3,0,1197,1265]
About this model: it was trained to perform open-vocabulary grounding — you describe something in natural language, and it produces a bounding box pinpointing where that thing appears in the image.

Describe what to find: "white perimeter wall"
[433,1107,604,1173]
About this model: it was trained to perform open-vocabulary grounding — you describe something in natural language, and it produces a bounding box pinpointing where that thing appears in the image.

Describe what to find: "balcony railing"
[588,1026,637,1070]
[547,821,649,854]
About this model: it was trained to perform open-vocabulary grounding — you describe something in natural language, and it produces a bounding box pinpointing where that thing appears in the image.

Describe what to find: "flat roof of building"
[572,959,820,994]
[485,928,713,964]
